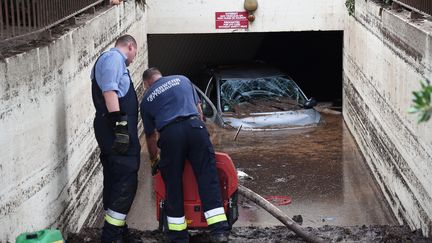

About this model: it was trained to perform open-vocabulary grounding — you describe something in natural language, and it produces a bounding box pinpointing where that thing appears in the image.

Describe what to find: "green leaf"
[424,91,431,104]
[346,0,355,16]
[419,112,430,123]
[409,80,432,123]
[407,107,418,113]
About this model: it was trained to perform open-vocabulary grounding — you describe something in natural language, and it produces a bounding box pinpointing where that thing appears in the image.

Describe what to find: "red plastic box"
[154,152,239,229]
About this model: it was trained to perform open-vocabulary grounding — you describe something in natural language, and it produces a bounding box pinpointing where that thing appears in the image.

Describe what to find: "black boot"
[209,232,229,243]
[101,221,124,243]
[122,224,143,243]
[101,238,124,243]
[209,221,230,243]
[105,240,123,243]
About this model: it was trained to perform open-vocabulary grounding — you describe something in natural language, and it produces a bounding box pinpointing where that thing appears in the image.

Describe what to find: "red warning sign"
[215,12,249,30]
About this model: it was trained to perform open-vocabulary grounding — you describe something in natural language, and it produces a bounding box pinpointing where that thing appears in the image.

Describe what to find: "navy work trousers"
[158,117,229,242]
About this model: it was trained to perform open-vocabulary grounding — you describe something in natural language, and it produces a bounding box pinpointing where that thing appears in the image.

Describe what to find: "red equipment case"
[154,152,239,230]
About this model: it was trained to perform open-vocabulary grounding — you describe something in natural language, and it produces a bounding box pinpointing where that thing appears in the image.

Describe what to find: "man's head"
[115,35,137,66]
[142,67,162,89]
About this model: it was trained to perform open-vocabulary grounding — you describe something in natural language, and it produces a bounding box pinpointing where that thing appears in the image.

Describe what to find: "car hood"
[222,109,321,130]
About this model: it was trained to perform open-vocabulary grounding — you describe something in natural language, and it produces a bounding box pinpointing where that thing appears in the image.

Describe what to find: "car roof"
[214,65,287,79]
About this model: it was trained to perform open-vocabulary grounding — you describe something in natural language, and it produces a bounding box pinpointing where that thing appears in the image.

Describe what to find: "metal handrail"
[393,0,432,17]
[1,0,108,43]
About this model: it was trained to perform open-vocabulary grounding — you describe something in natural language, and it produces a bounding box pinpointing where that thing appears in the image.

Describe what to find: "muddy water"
[208,113,396,227]
[96,113,396,231]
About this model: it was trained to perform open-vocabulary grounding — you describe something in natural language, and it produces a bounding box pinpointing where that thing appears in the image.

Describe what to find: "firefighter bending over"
[140,67,230,243]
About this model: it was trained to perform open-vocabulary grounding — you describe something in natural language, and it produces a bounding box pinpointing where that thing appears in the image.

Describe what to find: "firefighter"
[140,68,230,243]
[91,35,142,243]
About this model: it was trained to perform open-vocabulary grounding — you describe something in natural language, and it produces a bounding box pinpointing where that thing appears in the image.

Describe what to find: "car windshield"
[220,76,307,114]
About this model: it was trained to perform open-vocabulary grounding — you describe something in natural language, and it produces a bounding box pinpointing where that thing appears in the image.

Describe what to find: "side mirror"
[304,97,317,109]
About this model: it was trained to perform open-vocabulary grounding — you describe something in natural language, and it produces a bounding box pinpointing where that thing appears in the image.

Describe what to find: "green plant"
[408,80,432,123]
[346,0,355,16]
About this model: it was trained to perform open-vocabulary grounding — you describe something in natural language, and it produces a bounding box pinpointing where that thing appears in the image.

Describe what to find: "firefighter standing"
[140,68,230,243]
[91,35,142,243]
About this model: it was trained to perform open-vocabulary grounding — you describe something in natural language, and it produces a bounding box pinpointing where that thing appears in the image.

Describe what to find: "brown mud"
[207,113,396,227]
[68,225,432,243]
[86,111,427,241]
[230,97,301,117]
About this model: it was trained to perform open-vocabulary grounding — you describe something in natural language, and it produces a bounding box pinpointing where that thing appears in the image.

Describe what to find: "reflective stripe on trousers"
[204,207,227,225]
[167,216,188,231]
[105,208,127,227]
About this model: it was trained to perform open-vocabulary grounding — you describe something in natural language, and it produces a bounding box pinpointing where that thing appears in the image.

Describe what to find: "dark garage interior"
[147,31,343,104]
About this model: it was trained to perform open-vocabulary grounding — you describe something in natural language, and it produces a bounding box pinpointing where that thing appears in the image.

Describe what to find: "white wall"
[146,0,345,34]
[343,0,432,236]
[0,2,147,241]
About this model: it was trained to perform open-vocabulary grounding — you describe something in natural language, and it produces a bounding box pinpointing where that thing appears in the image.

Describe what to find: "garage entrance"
[147,31,342,104]
[129,31,398,229]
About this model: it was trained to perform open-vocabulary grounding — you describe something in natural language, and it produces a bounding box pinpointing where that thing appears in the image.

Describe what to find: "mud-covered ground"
[68,225,432,243]
[207,112,397,228]
[86,109,428,242]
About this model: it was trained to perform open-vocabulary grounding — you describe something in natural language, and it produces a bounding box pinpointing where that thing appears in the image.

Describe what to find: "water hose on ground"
[238,185,325,243]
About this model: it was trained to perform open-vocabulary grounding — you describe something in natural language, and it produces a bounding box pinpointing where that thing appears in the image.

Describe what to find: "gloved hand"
[150,154,160,176]
[107,111,129,154]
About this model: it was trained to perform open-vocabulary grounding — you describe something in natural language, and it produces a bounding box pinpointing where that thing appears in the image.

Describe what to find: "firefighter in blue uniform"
[140,68,230,243]
[91,35,142,243]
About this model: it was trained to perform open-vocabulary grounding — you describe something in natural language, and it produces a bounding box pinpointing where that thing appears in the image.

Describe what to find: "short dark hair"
[115,34,137,48]
[142,67,162,81]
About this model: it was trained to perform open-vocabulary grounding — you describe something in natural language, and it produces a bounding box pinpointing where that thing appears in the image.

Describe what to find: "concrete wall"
[343,0,432,236]
[0,2,147,241]
[146,0,345,34]
[1,0,432,240]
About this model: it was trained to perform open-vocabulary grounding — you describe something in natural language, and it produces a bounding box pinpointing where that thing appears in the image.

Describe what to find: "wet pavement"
[96,112,397,231]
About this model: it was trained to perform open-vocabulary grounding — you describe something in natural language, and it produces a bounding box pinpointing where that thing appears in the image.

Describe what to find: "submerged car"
[196,65,321,130]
